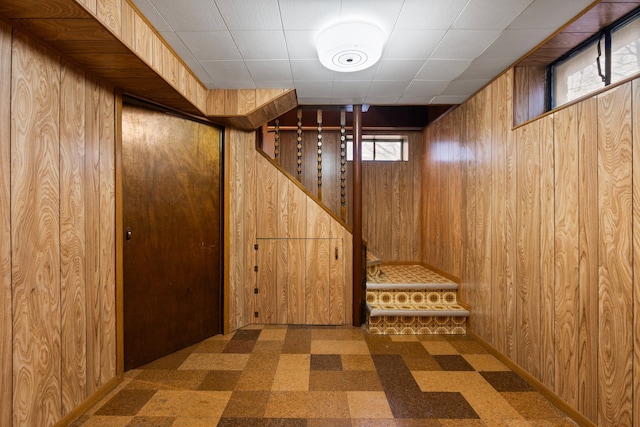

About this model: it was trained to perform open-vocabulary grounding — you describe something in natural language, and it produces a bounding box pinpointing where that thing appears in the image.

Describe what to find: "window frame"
[548,6,640,110]
[346,134,409,162]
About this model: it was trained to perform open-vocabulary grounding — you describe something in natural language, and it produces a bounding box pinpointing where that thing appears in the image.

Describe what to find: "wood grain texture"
[287,239,306,324]
[539,114,555,390]
[256,239,277,323]
[0,19,12,427]
[503,70,518,362]
[96,0,121,37]
[84,76,102,395]
[98,81,116,385]
[276,238,288,324]
[597,83,633,427]
[490,77,508,354]
[577,96,598,423]
[475,86,492,341]
[59,59,88,415]
[633,80,640,427]
[329,222,344,325]
[515,120,541,381]
[11,30,62,427]
[256,155,277,238]
[553,105,579,408]
[305,206,330,324]
[244,131,257,327]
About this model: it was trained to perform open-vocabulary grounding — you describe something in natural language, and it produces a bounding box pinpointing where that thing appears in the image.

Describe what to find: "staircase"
[365,258,469,335]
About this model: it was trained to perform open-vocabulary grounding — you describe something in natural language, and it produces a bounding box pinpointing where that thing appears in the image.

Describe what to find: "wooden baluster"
[317,108,323,201]
[296,109,302,182]
[274,119,280,163]
[340,109,347,221]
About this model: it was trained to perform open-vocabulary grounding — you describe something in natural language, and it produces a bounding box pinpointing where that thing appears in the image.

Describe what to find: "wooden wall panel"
[329,222,345,325]
[539,114,555,390]
[553,105,579,407]
[256,239,277,323]
[244,132,257,327]
[305,205,330,324]
[256,155,277,238]
[0,19,12,427]
[515,120,541,381]
[597,83,633,427]
[577,96,598,423]
[60,60,88,415]
[633,80,640,427]
[96,0,121,37]
[11,31,62,427]
[287,239,306,324]
[461,99,476,308]
[98,81,116,384]
[474,87,492,340]
[490,78,507,354]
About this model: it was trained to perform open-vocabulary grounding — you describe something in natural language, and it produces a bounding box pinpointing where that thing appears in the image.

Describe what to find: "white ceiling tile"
[440,78,490,96]
[290,60,334,81]
[279,0,341,30]
[246,60,293,81]
[364,96,401,105]
[232,31,288,60]
[294,81,334,98]
[457,57,515,80]
[332,80,371,97]
[332,65,379,81]
[330,96,367,105]
[479,29,553,59]
[398,95,433,104]
[215,0,282,30]
[185,60,214,83]
[160,31,196,62]
[367,81,411,97]
[405,80,449,97]
[430,30,501,59]
[285,31,318,60]
[415,59,472,80]
[509,0,593,29]
[250,80,294,89]
[452,0,533,30]
[339,0,404,30]
[132,0,171,31]
[382,30,447,60]
[395,0,469,30]
[201,60,254,87]
[430,95,469,104]
[149,0,226,31]
[177,31,241,61]
[298,97,333,104]
[374,60,424,81]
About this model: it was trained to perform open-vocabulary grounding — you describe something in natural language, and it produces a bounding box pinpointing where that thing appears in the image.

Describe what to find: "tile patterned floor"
[72,326,578,426]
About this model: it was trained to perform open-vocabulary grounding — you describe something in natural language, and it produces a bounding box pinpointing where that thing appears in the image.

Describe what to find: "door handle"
[126,228,132,241]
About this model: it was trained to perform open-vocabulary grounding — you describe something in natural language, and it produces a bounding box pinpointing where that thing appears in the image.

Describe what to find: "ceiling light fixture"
[316,21,386,73]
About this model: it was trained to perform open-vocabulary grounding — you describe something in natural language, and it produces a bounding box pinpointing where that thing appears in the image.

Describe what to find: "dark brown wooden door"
[122,102,222,370]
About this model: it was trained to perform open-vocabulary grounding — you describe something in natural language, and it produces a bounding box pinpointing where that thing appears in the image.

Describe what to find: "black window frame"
[547,6,640,110]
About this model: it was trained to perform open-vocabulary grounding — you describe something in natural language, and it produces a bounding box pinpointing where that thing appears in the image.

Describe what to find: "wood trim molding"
[52,376,123,427]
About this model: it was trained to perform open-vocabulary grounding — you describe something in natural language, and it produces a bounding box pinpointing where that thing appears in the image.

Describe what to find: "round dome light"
[316,21,386,72]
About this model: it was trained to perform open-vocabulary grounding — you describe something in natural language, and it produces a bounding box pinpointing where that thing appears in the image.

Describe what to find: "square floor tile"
[341,354,376,371]
[265,391,350,418]
[480,372,535,392]
[311,354,342,371]
[95,389,157,416]
[137,390,231,418]
[309,370,383,391]
[347,391,393,419]
[433,355,475,371]
[179,353,250,370]
[126,416,175,427]
[127,369,207,390]
[421,340,459,355]
[463,354,509,371]
[311,340,369,354]
[221,391,270,418]
[198,370,242,391]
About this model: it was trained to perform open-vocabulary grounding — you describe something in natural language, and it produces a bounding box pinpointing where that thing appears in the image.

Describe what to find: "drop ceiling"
[132,0,595,106]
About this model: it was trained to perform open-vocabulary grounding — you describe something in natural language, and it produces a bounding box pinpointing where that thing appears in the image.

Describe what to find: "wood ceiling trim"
[1,0,298,130]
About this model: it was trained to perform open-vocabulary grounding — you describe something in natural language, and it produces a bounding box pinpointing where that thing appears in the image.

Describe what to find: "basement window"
[549,8,640,108]
[346,135,409,161]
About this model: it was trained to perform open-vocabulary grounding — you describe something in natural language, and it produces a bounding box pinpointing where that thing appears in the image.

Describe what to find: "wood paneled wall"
[1,25,117,427]
[422,68,640,426]
[275,130,422,262]
[225,129,353,332]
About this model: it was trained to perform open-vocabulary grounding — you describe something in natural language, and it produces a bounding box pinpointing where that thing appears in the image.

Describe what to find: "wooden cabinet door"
[122,103,222,370]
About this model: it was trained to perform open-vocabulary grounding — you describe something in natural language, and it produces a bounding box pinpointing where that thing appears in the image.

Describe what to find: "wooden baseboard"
[54,375,123,427]
[467,330,596,427]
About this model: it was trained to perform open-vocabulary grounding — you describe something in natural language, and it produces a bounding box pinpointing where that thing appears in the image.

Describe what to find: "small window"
[550,7,640,108]
[346,135,409,161]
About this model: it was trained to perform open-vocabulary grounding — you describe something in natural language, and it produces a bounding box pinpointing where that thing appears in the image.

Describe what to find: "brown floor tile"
[126,369,207,390]
[235,368,276,390]
[252,340,285,353]
[218,418,307,426]
[421,339,460,355]
[95,389,157,416]
[258,328,288,341]
[311,354,343,370]
[221,390,270,418]
[311,340,369,354]
[307,419,351,427]
[445,338,488,354]
[432,355,475,371]
[282,328,312,353]
[179,353,250,370]
[138,345,197,370]
[265,391,351,418]
[193,339,229,353]
[232,329,262,340]
[74,416,133,426]
[309,370,383,391]
[223,339,257,353]
[346,391,393,418]
[394,420,443,427]
[480,371,535,392]
[402,354,442,371]
[244,351,280,371]
[341,354,376,371]
[501,392,573,420]
[462,354,509,371]
[171,417,221,427]
[198,370,242,391]
[137,390,231,418]
[312,328,366,341]
[125,416,175,427]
